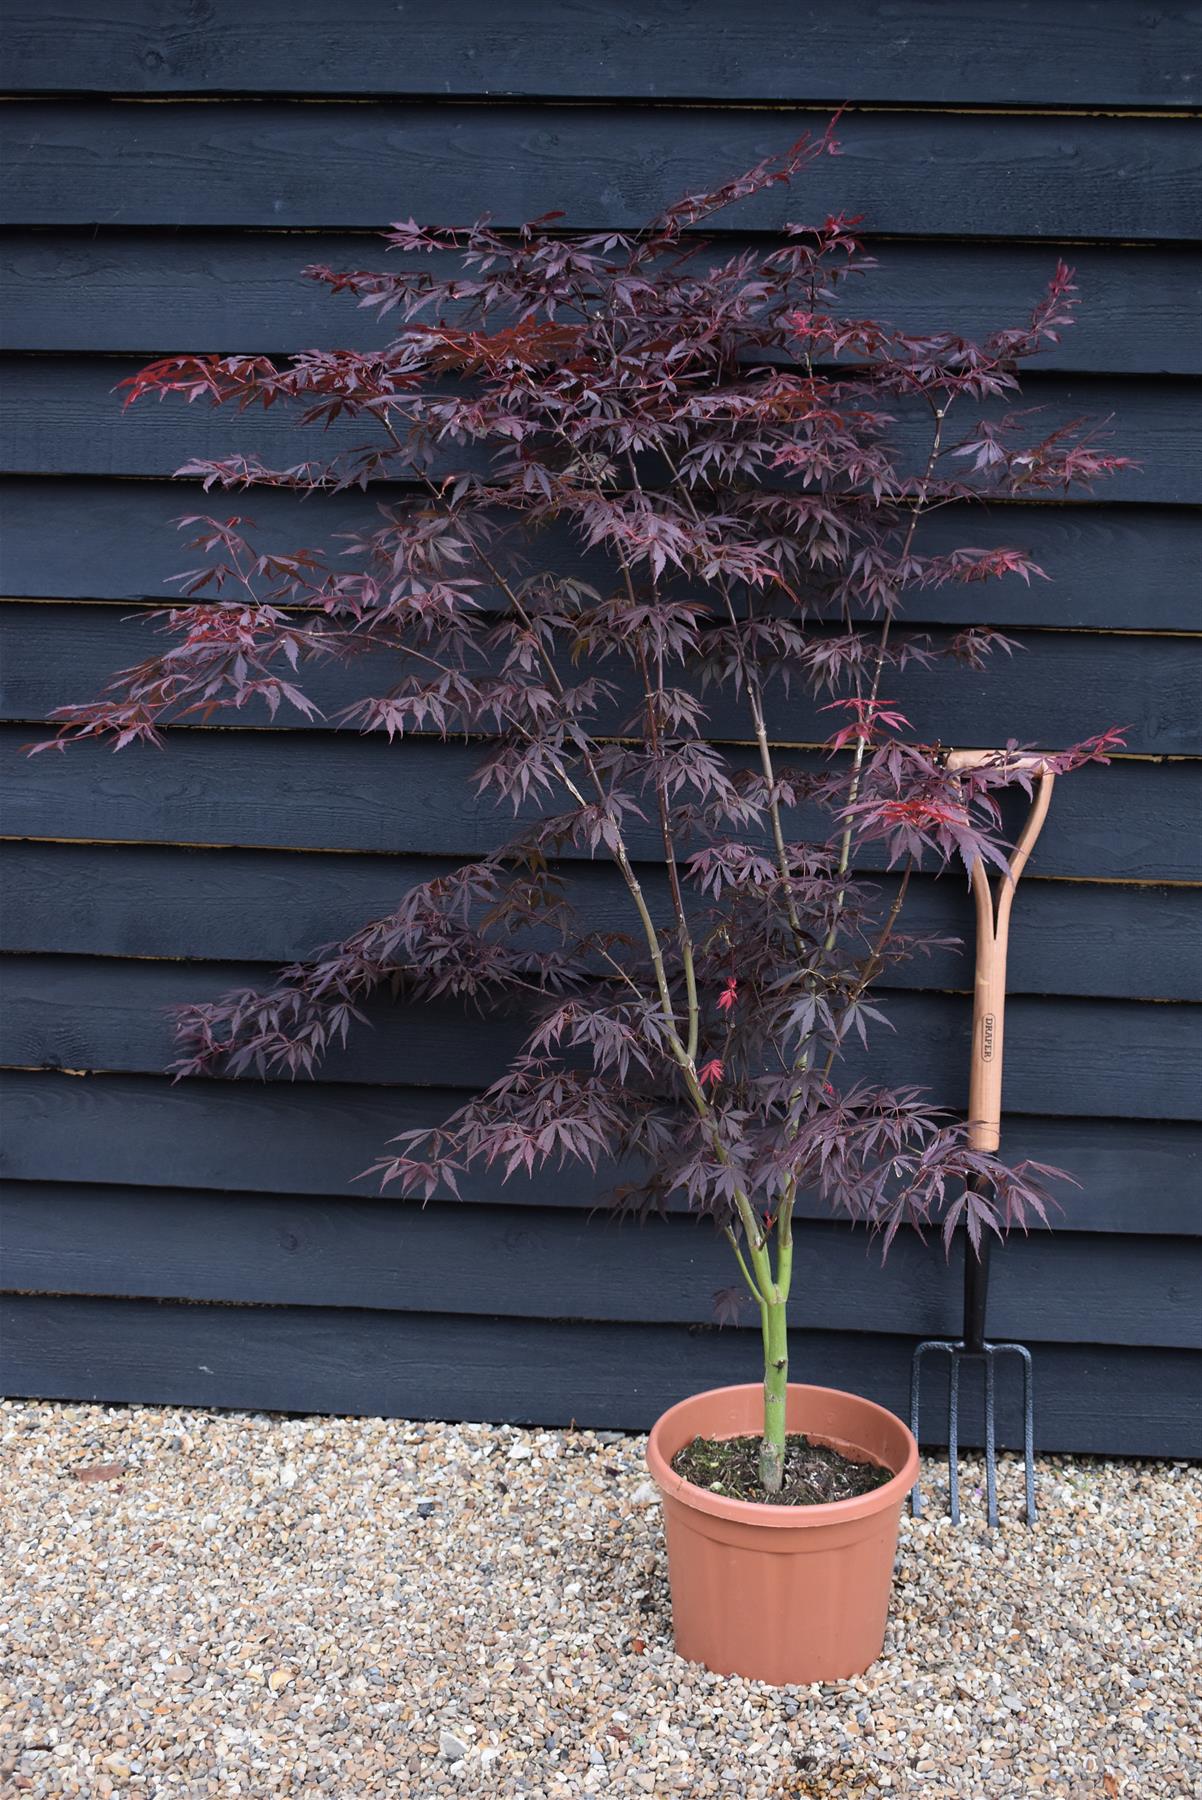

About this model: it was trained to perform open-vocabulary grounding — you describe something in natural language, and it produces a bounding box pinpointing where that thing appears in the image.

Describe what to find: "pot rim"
[646,1381,919,1529]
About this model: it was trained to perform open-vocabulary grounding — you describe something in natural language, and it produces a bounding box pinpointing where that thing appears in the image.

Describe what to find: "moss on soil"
[672,1432,894,1506]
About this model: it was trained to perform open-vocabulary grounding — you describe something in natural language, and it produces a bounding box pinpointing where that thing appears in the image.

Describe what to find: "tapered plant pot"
[646,1382,919,1686]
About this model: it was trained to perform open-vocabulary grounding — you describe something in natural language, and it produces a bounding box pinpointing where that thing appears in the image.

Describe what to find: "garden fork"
[910,749,1055,1527]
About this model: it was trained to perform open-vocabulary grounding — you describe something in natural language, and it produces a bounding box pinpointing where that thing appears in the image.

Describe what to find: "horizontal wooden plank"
[1,361,1189,503]
[6,601,1196,757]
[5,842,1198,1002]
[5,2,1198,105]
[4,1070,1195,1232]
[4,477,1198,631]
[4,953,1197,1117]
[3,1293,1197,1452]
[2,105,1197,239]
[4,1181,1196,1349]
[6,726,1199,881]
[4,232,1200,374]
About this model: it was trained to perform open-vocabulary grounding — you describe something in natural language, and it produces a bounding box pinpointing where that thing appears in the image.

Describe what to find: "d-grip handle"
[945,751,1056,1154]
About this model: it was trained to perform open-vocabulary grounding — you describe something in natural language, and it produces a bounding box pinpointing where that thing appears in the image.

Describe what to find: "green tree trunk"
[758,1297,789,1493]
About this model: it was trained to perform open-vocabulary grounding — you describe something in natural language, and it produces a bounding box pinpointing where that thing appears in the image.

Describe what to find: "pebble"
[1,1398,1198,1798]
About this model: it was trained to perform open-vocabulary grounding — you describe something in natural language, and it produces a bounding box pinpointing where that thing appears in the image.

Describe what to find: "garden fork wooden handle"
[945,750,1056,1152]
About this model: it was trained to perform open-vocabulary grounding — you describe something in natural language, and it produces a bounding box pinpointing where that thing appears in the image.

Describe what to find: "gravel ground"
[1,1399,1198,1799]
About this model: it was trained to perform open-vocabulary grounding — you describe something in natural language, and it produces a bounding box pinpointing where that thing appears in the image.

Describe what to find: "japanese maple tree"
[35,124,1127,1493]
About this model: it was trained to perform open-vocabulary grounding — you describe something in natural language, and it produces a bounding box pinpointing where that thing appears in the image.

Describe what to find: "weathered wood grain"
[1,361,1191,504]
[3,953,1198,1119]
[5,842,1198,1002]
[3,1070,1195,1230]
[4,1181,1197,1347]
[4,232,1199,373]
[5,726,1198,881]
[5,601,1196,756]
[5,2,1199,105]
[2,105,1197,238]
[3,1293,1197,1451]
[5,479,1197,630]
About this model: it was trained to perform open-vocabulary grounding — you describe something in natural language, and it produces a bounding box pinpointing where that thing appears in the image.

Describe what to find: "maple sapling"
[35,125,1127,1494]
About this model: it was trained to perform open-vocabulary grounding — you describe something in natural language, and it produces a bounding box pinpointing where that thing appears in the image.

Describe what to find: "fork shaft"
[963,1199,992,1355]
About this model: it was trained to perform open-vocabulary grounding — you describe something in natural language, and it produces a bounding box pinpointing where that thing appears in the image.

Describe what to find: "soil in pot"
[671,1432,893,1507]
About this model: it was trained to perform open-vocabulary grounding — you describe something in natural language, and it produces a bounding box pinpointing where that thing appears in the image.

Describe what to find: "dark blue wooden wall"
[1,2,1200,1452]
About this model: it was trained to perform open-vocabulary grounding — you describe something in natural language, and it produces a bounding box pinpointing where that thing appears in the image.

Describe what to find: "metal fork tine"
[909,1336,1037,1528]
[909,1342,926,1518]
[948,1352,961,1527]
[1002,1341,1038,1523]
[983,1349,999,1529]
[1022,1347,1037,1524]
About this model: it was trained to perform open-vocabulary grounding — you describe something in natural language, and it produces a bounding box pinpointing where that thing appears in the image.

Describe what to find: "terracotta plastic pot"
[646,1382,919,1686]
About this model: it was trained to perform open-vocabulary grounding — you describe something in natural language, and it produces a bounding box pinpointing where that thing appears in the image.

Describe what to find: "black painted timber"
[5,602,1199,756]
[3,1295,1198,1455]
[4,1071,1197,1234]
[3,481,1200,630]
[4,3,1199,106]
[1,9,1198,1447]
[2,105,1198,239]
[1,362,1193,504]
[4,1183,1197,1349]
[4,842,1199,1003]
[6,728,1199,882]
[3,954,1199,1119]
[2,235,1199,373]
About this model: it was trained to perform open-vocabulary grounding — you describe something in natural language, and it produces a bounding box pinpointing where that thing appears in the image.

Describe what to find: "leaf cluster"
[34,124,1129,1307]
